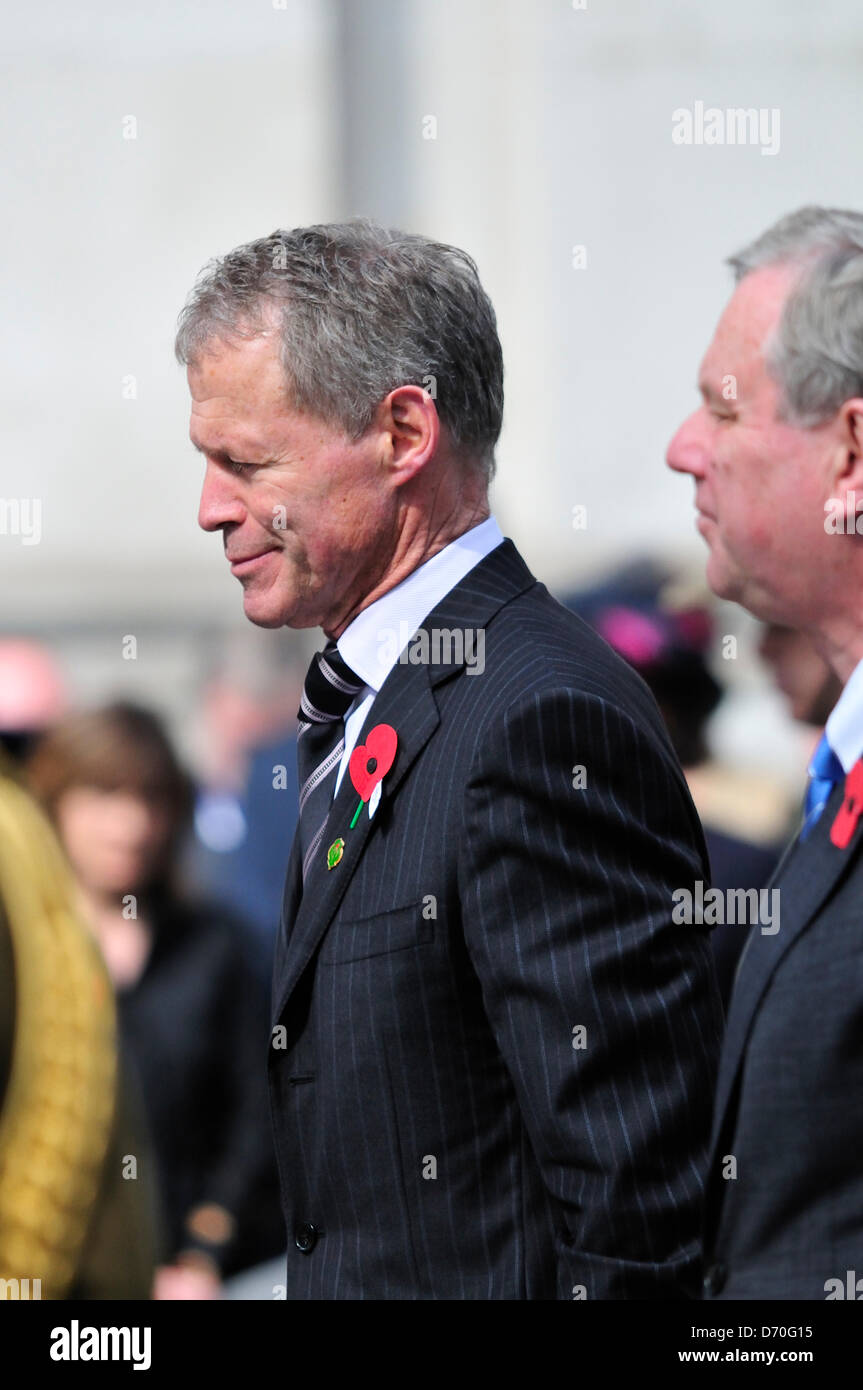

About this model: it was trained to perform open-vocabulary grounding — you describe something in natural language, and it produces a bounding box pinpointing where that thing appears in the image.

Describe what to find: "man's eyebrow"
[698,377,722,402]
[190,437,229,458]
[189,434,270,465]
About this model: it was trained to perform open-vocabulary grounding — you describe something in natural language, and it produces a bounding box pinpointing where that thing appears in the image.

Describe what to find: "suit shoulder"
[475,581,669,735]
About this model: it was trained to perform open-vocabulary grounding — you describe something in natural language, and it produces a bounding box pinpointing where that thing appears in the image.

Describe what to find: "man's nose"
[198,459,245,533]
[666,410,708,479]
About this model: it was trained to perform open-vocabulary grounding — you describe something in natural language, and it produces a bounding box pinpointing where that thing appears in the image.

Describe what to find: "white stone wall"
[1,0,856,778]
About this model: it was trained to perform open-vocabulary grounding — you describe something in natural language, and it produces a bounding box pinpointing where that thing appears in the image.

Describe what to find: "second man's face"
[666,263,838,628]
[189,332,396,635]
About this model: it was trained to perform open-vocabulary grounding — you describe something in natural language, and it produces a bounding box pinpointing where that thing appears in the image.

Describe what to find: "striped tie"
[296,640,365,881]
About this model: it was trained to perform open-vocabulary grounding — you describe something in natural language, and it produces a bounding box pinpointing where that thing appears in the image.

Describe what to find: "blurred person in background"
[26,701,284,1299]
[568,563,788,1006]
[758,624,844,845]
[0,735,158,1299]
[759,623,843,730]
[0,638,68,761]
[184,628,304,976]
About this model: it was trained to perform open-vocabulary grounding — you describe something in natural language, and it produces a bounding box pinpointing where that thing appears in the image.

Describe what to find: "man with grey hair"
[177,220,722,1299]
[668,206,863,1301]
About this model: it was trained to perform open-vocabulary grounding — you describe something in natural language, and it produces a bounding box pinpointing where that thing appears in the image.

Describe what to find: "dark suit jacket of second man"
[702,775,863,1300]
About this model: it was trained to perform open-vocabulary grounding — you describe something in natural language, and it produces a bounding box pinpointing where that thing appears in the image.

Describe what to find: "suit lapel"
[710,778,863,1160]
[272,664,440,1022]
[271,537,538,1024]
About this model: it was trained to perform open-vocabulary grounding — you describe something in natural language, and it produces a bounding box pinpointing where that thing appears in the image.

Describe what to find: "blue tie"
[801,733,844,840]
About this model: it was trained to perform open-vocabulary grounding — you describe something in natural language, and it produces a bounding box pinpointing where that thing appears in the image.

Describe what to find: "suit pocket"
[318,899,434,965]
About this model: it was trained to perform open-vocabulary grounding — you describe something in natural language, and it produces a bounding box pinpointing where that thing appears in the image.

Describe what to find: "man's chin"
[704,551,735,602]
[241,591,318,631]
[703,543,745,602]
[705,554,779,623]
[242,608,287,630]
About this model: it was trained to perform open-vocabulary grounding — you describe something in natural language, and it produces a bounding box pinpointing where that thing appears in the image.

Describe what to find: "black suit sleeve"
[459,687,723,1299]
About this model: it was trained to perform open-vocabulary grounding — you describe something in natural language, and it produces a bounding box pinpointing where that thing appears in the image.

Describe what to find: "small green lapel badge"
[327,837,345,870]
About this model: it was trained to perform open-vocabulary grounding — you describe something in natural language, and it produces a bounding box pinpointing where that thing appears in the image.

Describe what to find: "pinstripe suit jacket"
[268,539,723,1299]
[702,777,863,1300]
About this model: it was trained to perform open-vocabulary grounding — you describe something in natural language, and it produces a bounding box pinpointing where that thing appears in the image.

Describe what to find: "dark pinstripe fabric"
[702,783,863,1300]
[268,540,723,1299]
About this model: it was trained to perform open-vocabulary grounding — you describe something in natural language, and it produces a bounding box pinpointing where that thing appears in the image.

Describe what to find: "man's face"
[189,332,395,633]
[666,264,837,626]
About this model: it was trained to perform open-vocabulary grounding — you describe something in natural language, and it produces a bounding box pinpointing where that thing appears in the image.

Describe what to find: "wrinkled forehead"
[187,331,288,448]
[188,328,282,392]
[701,262,799,384]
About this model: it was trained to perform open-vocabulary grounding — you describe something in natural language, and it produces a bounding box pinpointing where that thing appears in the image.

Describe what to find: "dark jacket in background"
[184,734,299,983]
[119,893,283,1276]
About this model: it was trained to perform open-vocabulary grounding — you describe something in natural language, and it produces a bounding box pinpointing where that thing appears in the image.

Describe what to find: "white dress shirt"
[332,516,504,799]
[825,655,863,773]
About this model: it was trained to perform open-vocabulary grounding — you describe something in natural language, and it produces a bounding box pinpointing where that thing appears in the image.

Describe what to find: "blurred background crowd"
[2,0,859,1297]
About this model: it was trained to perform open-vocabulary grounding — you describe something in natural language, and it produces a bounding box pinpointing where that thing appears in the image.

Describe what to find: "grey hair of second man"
[727,205,863,429]
[175,220,504,483]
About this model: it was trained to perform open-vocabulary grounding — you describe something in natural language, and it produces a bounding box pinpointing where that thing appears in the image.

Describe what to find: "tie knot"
[298,640,364,727]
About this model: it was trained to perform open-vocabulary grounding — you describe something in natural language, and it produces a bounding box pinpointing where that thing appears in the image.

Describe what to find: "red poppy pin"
[830,758,863,849]
[348,724,398,828]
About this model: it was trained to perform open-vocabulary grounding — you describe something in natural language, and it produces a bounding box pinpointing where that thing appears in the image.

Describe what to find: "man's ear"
[832,399,863,492]
[378,385,440,486]
[828,400,863,533]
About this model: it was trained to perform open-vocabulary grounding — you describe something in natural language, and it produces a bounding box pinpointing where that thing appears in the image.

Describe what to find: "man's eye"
[226,458,251,472]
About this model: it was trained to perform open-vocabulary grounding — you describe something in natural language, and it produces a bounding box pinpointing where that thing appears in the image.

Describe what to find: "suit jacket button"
[294,1221,318,1254]
[703,1262,727,1297]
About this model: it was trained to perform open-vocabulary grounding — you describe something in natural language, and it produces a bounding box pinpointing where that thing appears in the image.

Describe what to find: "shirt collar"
[336,516,504,694]
[825,654,863,773]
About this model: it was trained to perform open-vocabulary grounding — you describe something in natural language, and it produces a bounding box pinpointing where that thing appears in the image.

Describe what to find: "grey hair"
[727,206,863,427]
[175,219,503,481]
